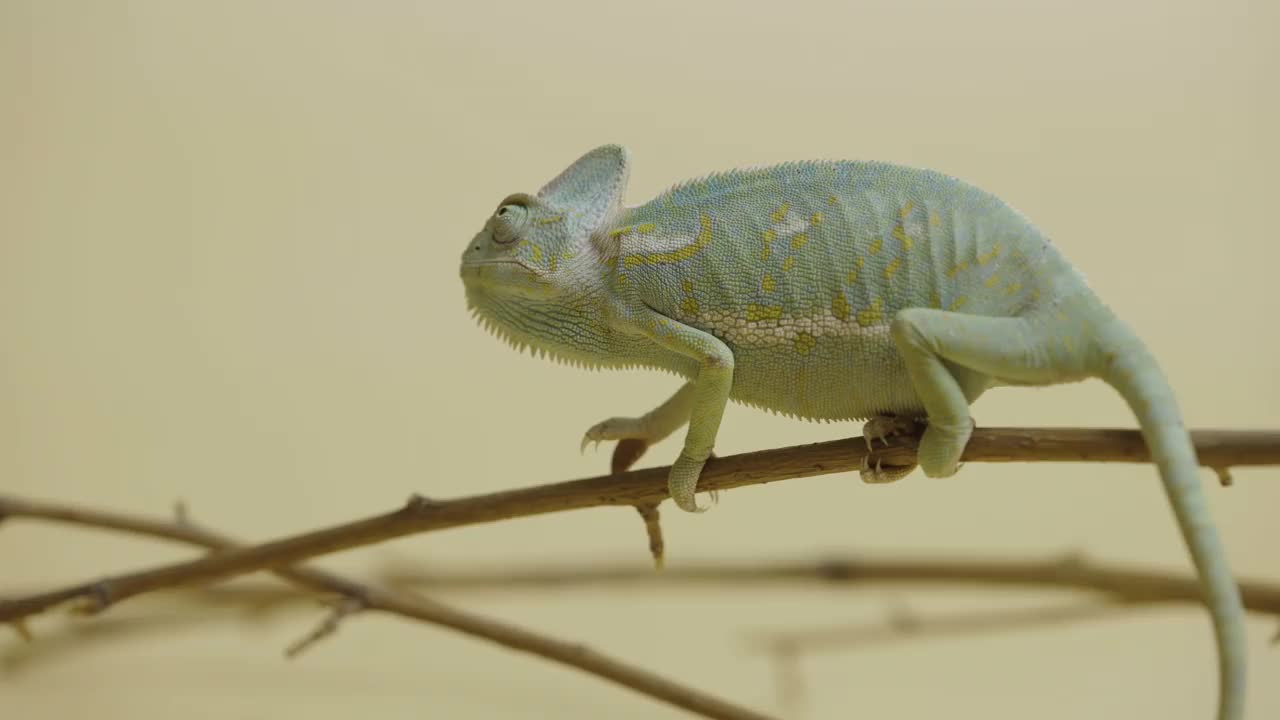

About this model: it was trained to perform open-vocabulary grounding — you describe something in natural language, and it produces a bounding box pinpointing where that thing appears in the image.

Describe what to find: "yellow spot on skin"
[746,304,783,321]
[868,238,883,255]
[530,245,543,263]
[790,233,809,250]
[984,273,1001,288]
[681,279,694,294]
[548,255,558,272]
[608,227,629,238]
[892,224,914,251]
[1030,288,1042,302]
[856,298,883,327]
[761,229,776,261]
[949,295,968,311]
[605,257,618,270]
[1004,281,1022,296]
[947,261,970,278]
[811,212,823,225]
[832,292,850,321]
[624,213,714,267]
[929,211,941,227]
[681,297,700,315]
[770,202,791,223]
[827,194,839,205]
[535,215,564,225]
[978,243,1002,265]
[761,274,776,293]
[794,332,816,355]
[845,256,864,284]
[782,256,796,272]
[635,223,656,233]
[884,257,902,281]
[899,201,915,219]
[617,273,628,284]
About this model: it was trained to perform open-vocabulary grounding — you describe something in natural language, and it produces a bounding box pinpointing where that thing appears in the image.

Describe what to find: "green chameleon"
[458,145,1245,719]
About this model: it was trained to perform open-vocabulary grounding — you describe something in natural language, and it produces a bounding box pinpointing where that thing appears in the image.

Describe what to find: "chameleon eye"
[492,203,528,244]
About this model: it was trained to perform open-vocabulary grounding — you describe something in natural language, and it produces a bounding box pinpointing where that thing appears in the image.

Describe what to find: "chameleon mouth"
[460,258,537,274]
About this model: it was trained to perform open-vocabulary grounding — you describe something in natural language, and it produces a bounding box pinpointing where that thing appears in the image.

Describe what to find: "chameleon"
[457,144,1246,719]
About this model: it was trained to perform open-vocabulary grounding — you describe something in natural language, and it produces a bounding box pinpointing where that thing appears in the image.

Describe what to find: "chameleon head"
[459,192,566,301]
[459,144,631,306]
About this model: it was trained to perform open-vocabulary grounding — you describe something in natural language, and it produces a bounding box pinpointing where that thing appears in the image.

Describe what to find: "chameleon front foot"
[668,452,715,512]
[581,416,661,473]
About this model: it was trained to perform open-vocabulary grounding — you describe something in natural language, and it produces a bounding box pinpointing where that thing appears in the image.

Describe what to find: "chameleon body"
[458,145,1245,719]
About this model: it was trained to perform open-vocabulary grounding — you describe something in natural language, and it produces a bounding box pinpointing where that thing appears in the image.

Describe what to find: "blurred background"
[2,1,1277,718]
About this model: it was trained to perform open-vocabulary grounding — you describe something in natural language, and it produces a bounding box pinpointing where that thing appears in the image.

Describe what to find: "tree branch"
[0,496,776,720]
[2,427,1277,623]
[373,557,1280,615]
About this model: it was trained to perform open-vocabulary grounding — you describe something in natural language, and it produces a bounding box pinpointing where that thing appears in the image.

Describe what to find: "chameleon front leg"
[580,382,695,472]
[631,312,734,513]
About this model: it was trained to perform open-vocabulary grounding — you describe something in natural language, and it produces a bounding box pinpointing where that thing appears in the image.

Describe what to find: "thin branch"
[1,427,1277,623]
[19,552,1275,621]
[377,557,1280,615]
[750,600,1143,715]
[0,497,776,720]
[748,600,1144,655]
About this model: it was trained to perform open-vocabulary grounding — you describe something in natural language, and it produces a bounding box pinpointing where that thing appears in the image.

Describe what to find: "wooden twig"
[373,557,1280,614]
[0,497,776,720]
[1,427,1277,623]
[750,600,1143,714]
[748,601,1143,655]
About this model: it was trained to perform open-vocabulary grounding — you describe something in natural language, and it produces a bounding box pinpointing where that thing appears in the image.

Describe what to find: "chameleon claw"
[859,449,916,484]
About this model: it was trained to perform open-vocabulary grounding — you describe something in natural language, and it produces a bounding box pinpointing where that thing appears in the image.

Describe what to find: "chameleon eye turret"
[491,204,527,244]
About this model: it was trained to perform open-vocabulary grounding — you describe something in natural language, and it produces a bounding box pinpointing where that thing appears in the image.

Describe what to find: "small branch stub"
[285,596,367,659]
[633,503,665,570]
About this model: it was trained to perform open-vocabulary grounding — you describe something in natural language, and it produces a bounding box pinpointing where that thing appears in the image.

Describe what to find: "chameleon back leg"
[890,304,1246,720]
[888,308,1082,477]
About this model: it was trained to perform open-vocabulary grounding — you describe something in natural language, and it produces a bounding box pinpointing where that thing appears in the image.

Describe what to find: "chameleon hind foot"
[916,416,976,478]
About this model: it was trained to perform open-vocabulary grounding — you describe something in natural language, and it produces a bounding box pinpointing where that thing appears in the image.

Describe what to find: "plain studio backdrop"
[2,1,1276,718]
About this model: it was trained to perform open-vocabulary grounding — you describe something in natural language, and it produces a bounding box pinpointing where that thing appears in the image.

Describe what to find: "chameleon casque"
[458,145,1245,719]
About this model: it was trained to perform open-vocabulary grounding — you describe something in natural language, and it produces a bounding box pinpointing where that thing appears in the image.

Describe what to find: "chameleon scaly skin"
[458,145,1245,719]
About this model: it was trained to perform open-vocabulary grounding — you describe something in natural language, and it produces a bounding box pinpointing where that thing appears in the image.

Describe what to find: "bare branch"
[634,503,665,569]
[751,600,1141,714]
[748,601,1141,655]
[1,427,1277,623]
[374,557,1280,615]
[0,496,776,720]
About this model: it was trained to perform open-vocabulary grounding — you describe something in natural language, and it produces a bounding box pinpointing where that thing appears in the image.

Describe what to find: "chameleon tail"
[1095,319,1246,720]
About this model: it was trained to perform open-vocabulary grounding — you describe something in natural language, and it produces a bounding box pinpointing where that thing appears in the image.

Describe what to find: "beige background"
[2,1,1277,718]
